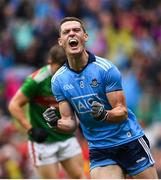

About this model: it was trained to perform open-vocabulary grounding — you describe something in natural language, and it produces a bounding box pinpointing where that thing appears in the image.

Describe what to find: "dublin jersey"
[21,65,73,142]
[51,52,144,149]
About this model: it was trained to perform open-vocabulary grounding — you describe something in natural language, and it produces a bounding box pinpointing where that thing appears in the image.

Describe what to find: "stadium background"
[0,0,161,178]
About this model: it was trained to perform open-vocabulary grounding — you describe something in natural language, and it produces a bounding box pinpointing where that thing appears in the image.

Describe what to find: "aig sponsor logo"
[63,84,74,90]
[71,94,100,113]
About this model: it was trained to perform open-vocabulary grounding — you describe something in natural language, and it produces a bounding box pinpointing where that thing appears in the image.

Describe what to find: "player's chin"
[68,48,81,55]
[69,47,83,55]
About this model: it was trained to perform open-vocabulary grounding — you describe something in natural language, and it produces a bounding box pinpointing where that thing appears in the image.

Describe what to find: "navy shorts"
[89,135,155,176]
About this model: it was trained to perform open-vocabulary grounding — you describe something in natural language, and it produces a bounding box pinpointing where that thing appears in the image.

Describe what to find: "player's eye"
[74,28,81,32]
[62,30,69,35]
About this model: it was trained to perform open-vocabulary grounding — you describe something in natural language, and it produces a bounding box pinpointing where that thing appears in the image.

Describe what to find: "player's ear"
[47,58,52,64]
[58,38,62,46]
[84,33,88,42]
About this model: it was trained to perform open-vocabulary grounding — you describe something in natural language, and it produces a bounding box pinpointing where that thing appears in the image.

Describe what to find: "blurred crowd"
[0,0,161,178]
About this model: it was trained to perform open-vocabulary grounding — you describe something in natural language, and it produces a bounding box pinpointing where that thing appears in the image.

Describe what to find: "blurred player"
[43,17,158,179]
[8,44,86,179]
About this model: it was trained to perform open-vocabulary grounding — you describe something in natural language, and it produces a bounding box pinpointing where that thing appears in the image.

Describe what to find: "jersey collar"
[65,51,96,73]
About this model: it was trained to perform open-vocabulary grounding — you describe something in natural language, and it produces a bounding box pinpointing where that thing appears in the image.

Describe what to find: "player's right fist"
[28,128,48,143]
[43,107,59,128]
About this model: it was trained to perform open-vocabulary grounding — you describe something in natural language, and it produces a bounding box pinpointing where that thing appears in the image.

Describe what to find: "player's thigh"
[28,141,59,166]
[58,137,82,161]
[57,137,85,178]
[61,153,86,178]
[36,162,59,179]
[28,141,60,178]
[132,165,158,179]
[90,164,125,179]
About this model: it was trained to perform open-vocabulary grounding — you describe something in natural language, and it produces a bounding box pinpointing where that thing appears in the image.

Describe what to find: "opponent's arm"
[43,100,77,133]
[8,89,32,131]
[8,89,48,143]
[91,91,127,123]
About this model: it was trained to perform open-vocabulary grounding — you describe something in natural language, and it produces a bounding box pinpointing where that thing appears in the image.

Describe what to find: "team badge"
[90,79,100,87]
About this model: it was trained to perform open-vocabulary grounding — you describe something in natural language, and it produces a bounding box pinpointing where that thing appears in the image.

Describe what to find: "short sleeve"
[51,78,66,102]
[21,77,38,98]
[105,66,123,93]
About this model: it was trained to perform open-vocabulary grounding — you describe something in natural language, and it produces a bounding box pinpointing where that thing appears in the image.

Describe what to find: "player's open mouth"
[69,39,78,48]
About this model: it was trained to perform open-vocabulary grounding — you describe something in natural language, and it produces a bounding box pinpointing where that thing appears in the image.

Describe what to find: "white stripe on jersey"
[138,137,155,164]
[72,93,98,100]
[51,66,67,83]
[93,62,108,71]
[34,65,52,83]
[95,56,112,70]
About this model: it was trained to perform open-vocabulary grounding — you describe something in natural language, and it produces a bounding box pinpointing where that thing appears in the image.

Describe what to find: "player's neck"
[50,64,61,74]
[67,50,89,71]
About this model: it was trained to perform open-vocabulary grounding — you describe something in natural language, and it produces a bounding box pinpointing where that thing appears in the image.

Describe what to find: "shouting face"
[58,21,88,55]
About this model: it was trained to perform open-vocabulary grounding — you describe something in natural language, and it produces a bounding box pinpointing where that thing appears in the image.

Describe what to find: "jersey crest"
[90,78,100,88]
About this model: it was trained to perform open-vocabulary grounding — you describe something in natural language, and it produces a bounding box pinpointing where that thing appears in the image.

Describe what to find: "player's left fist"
[91,101,108,122]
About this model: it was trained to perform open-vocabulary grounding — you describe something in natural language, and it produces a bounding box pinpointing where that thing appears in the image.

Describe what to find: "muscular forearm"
[57,118,77,133]
[43,106,77,133]
[106,105,128,123]
[8,104,31,131]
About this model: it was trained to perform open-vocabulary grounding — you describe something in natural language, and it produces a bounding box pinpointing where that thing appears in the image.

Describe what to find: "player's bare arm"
[57,101,78,133]
[8,90,32,131]
[106,90,128,123]
[43,101,78,133]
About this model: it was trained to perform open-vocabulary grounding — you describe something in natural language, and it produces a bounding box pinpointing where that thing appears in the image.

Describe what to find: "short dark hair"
[48,44,66,65]
[59,17,86,34]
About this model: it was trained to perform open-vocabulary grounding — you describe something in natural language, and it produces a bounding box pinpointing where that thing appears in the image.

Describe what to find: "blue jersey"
[51,52,144,149]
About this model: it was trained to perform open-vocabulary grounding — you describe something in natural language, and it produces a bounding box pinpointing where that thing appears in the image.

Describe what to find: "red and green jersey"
[21,65,73,142]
